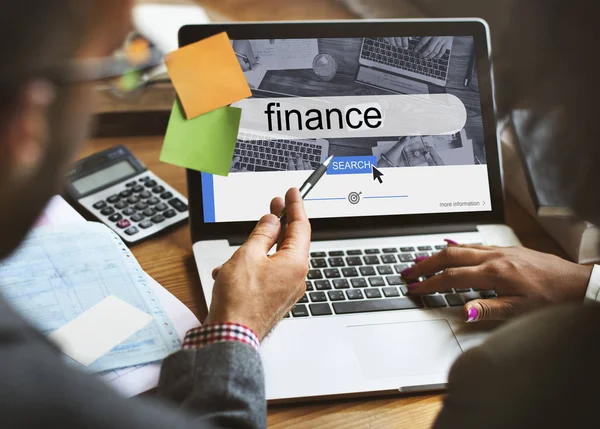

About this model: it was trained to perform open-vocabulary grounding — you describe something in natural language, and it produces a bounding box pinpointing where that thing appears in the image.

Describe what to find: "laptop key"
[305,281,314,291]
[445,294,464,307]
[455,288,471,293]
[291,305,309,317]
[333,279,350,289]
[351,278,368,288]
[365,289,382,299]
[360,266,376,276]
[311,259,327,268]
[377,265,394,275]
[333,297,424,314]
[480,290,497,299]
[324,269,341,279]
[328,291,346,301]
[311,252,326,258]
[328,257,345,267]
[400,247,415,252]
[399,254,413,263]
[346,289,364,300]
[394,264,410,274]
[418,246,433,251]
[310,303,333,316]
[415,252,429,259]
[364,256,380,265]
[423,295,448,308]
[383,287,400,298]
[365,249,380,254]
[382,248,397,253]
[309,292,327,302]
[347,250,363,255]
[341,267,359,277]
[297,294,309,304]
[381,254,397,264]
[307,270,323,280]
[399,285,409,295]
[329,251,345,257]
[386,275,403,286]
[315,280,332,291]
[435,245,446,250]
[369,277,385,287]
[346,257,363,266]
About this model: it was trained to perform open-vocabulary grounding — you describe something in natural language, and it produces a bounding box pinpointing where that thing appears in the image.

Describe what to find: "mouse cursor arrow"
[372,166,384,184]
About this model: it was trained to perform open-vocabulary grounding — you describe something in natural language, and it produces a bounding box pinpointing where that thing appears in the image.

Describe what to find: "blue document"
[0,222,181,372]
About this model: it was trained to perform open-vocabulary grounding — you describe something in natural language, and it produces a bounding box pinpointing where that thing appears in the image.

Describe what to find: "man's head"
[0,0,133,259]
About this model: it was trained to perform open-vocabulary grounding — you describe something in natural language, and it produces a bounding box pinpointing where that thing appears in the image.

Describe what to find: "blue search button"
[327,156,377,175]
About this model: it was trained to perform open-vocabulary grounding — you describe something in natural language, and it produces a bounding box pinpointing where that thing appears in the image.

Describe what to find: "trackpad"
[345,320,462,379]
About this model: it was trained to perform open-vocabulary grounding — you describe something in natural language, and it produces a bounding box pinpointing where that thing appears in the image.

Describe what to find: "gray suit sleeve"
[0,298,265,429]
[434,303,600,429]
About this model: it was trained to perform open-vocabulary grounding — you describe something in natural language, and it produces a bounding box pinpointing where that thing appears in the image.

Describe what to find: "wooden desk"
[81,135,569,429]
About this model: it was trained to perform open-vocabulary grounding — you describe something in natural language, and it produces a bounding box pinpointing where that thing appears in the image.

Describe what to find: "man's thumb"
[243,214,281,255]
[464,297,529,322]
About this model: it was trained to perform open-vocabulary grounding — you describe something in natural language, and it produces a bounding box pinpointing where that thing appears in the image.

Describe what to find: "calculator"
[65,145,189,243]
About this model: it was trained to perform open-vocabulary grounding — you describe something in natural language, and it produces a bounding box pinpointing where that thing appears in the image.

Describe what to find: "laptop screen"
[200,36,491,223]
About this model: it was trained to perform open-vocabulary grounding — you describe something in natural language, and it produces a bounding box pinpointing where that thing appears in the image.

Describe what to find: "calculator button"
[114,201,128,210]
[100,207,115,216]
[168,198,188,213]
[124,226,139,235]
[144,180,157,188]
[131,213,145,222]
[108,213,122,222]
[139,177,150,182]
[155,203,168,212]
[139,220,153,229]
[143,208,156,217]
[151,214,165,224]
[93,201,107,210]
[107,195,120,203]
[134,202,148,211]
[147,197,159,205]
[152,185,165,194]
[123,208,136,216]
[132,185,144,193]
[139,191,151,199]
[117,219,131,229]
[164,209,177,218]
[125,181,137,187]
[127,196,139,204]
[160,191,173,200]
[119,190,132,198]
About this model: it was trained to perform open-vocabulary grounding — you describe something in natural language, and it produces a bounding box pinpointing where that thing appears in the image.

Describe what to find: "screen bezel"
[182,20,505,242]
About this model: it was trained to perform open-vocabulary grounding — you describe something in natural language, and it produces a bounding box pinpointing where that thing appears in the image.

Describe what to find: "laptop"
[183,19,520,401]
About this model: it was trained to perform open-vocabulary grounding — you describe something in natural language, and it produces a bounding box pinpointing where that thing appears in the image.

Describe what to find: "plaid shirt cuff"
[182,323,260,351]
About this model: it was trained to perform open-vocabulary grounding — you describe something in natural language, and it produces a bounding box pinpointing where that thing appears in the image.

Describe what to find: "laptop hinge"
[227,223,478,246]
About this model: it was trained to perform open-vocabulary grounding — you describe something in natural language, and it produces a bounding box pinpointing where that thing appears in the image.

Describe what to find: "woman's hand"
[402,242,593,322]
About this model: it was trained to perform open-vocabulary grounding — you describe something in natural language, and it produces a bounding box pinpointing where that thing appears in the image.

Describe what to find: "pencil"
[464,46,476,87]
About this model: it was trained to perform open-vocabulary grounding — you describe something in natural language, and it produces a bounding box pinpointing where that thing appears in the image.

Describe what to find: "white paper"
[243,39,319,88]
[35,196,83,227]
[48,296,153,366]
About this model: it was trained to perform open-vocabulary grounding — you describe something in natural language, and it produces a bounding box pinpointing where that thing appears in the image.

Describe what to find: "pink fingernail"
[444,239,459,246]
[400,267,413,277]
[413,256,428,263]
[407,283,420,291]
[466,307,479,323]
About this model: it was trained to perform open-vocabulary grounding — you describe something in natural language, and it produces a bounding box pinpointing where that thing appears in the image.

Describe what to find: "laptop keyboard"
[287,244,497,318]
[360,37,450,83]
[232,132,325,172]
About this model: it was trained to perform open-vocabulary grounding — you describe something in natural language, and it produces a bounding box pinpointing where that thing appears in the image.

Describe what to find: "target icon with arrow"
[348,192,362,205]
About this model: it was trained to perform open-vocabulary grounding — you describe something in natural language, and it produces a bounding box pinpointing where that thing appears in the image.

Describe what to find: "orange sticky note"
[165,32,251,119]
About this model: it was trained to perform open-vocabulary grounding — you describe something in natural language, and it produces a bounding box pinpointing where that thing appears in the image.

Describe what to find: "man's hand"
[403,243,593,322]
[205,188,311,340]
[384,37,410,49]
[415,36,453,59]
[287,154,312,171]
[232,40,259,71]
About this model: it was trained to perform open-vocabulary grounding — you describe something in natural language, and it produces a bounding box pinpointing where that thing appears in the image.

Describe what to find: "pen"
[235,52,253,70]
[278,155,334,221]
[464,45,476,87]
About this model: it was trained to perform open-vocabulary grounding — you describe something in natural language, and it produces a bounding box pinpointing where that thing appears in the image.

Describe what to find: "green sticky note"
[160,99,241,176]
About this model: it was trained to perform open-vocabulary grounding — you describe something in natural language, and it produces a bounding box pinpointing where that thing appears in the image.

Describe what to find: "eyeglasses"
[0,33,163,98]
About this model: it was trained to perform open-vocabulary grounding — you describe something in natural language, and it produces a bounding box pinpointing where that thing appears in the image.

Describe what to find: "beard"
[0,83,92,260]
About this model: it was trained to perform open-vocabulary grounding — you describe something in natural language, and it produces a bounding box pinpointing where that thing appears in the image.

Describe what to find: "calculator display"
[71,161,136,195]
